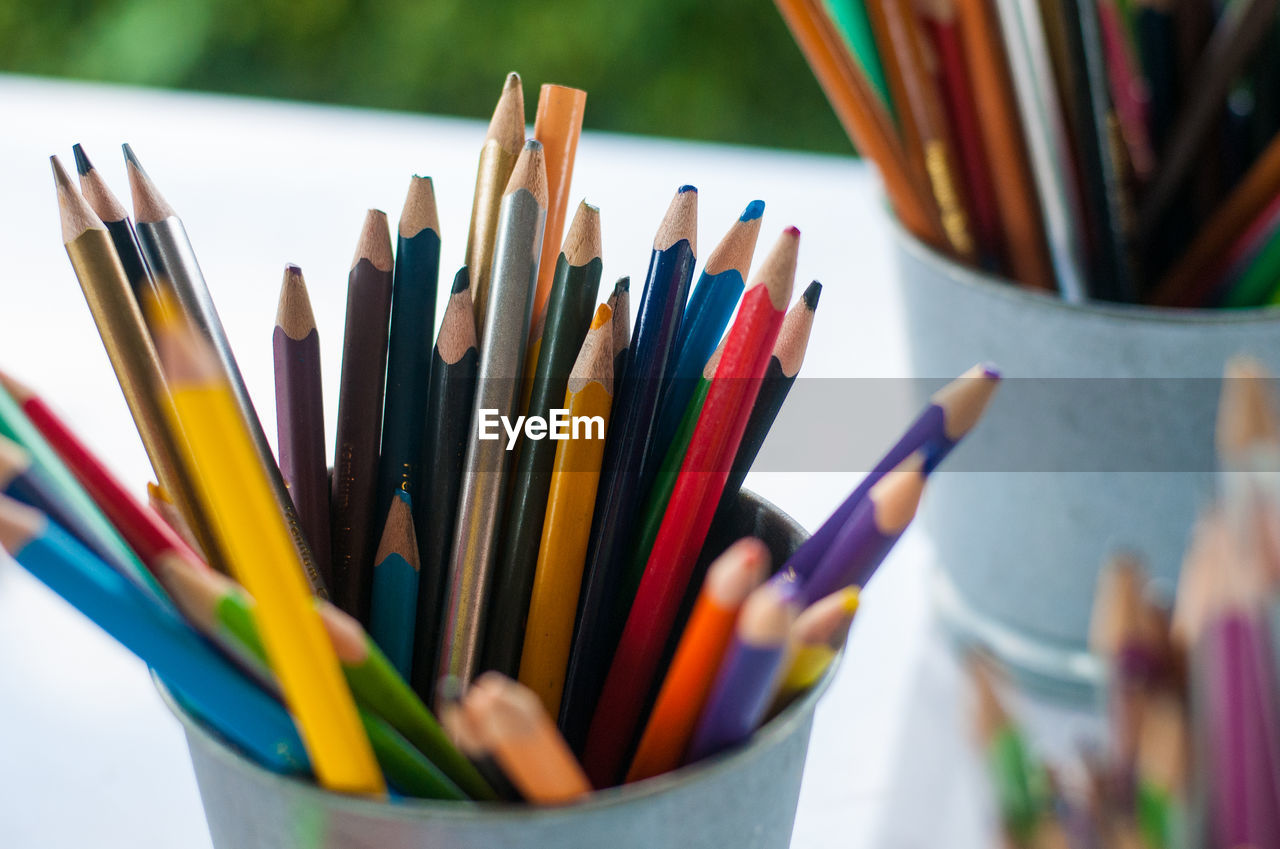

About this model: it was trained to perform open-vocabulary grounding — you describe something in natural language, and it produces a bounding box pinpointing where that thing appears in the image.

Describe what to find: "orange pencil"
[625,539,769,783]
[531,84,588,329]
[774,0,946,249]
[465,673,593,804]
[953,0,1056,290]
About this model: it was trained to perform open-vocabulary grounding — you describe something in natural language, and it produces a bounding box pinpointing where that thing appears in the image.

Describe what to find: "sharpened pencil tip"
[452,266,471,294]
[71,143,93,176]
[50,155,73,188]
[123,144,176,223]
[741,200,765,222]
[678,184,696,194]
[614,276,630,294]
[655,187,698,252]
[121,143,144,173]
[803,281,822,309]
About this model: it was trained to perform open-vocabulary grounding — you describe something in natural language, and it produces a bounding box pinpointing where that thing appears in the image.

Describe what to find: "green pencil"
[826,0,894,115]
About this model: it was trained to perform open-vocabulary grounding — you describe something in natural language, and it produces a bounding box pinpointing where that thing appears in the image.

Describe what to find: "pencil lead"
[71,143,93,176]
[451,266,471,295]
[741,199,766,222]
[802,280,822,309]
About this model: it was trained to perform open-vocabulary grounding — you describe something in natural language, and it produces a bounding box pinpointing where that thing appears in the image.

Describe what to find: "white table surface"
[0,74,1089,848]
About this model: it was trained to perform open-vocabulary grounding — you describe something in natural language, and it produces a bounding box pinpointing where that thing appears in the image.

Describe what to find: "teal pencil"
[827,0,895,115]
[376,177,440,526]
[370,490,422,677]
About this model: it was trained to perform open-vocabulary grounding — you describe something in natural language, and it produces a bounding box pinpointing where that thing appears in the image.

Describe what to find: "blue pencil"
[559,186,698,747]
[370,489,421,677]
[0,495,310,773]
[650,200,763,457]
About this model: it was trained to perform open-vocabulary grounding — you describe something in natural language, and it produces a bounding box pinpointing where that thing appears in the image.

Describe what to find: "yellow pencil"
[152,297,384,795]
[518,303,614,716]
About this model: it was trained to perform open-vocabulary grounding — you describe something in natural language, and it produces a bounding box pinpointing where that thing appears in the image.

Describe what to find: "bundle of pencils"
[9,73,1002,802]
[776,0,1280,307]
[970,354,1280,847]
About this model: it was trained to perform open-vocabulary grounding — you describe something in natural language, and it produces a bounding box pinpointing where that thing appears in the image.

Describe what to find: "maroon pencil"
[331,210,394,623]
[273,264,331,591]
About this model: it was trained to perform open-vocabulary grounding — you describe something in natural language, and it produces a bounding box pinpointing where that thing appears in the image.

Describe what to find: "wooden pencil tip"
[704,538,769,606]
[438,270,478,365]
[275,264,318,341]
[568,304,614,396]
[505,140,548,207]
[702,337,727,379]
[374,491,420,571]
[749,227,799,310]
[792,586,860,645]
[488,72,527,155]
[1217,356,1280,461]
[0,494,44,556]
[123,144,177,223]
[934,364,1002,440]
[867,452,926,533]
[562,201,602,267]
[71,143,93,176]
[52,155,106,243]
[353,209,393,272]
[775,286,820,377]
[704,201,765,277]
[0,371,34,404]
[399,175,440,239]
[802,280,822,310]
[738,578,800,645]
[654,186,698,253]
[0,433,32,488]
[1089,552,1146,656]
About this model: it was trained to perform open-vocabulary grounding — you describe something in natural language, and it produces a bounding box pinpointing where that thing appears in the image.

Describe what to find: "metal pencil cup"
[893,222,1280,693]
[163,490,826,849]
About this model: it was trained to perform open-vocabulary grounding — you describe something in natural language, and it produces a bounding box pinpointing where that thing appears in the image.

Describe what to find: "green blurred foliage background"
[0,0,850,154]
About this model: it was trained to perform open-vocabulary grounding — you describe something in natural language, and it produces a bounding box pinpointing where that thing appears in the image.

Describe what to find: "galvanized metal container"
[164,490,828,849]
[894,222,1280,692]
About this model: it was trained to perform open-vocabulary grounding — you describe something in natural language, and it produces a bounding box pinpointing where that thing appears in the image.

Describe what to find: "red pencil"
[581,228,798,787]
[0,372,202,569]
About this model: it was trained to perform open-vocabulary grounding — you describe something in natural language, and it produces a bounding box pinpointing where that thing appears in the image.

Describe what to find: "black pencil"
[331,209,394,623]
[411,268,480,705]
[607,276,631,392]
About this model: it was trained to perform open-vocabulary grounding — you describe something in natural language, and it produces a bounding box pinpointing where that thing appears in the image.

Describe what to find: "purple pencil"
[272,265,331,591]
[782,363,999,581]
[686,580,800,763]
[799,454,926,604]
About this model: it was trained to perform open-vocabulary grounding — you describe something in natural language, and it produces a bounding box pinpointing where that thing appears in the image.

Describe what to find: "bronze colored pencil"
[531,84,588,329]
[412,269,479,705]
[870,0,976,260]
[953,0,1057,290]
[273,265,331,591]
[468,73,526,340]
[124,145,324,595]
[71,144,161,311]
[440,141,548,685]
[51,156,223,574]
[486,202,603,676]
[331,210,395,623]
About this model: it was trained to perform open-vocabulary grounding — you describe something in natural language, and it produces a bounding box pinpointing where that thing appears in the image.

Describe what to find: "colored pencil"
[376,176,441,527]
[686,580,800,763]
[1139,0,1280,243]
[147,481,203,556]
[970,656,1047,845]
[51,155,217,579]
[784,363,1000,581]
[71,144,162,310]
[626,538,769,783]
[411,268,479,706]
[865,0,933,207]
[440,140,547,685]
[953,0,1056,291]
[465,673,594,804]
[486,201,602,676]
[468,73,526,339]
[272,264,331,589]
[0,495,311,773]
[1097,0,1155,181]
[1134,690,1189,849]
[990,0,1088,300]
[559,186,697,747]
[582,228,796,785]
[1154,132,1280,305]
[774,0,947,248]
[801,453,926,602]
[331,209,394,622]
[771,586,860,710]
[531,84,588,330]
[652,200,763,457]
[872,0,977,260]
[369,490,422,678]
[123,145,324,595]
[517,304,615,717]
[607,276,631,388]
[827,0,894,109]
[437,675,521,801]
[1224,224,1280,307]
[154,304,383,795]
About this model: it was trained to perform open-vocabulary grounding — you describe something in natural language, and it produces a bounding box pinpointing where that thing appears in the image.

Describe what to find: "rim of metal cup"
[156,490,836,819]
[890,214,1280,325]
